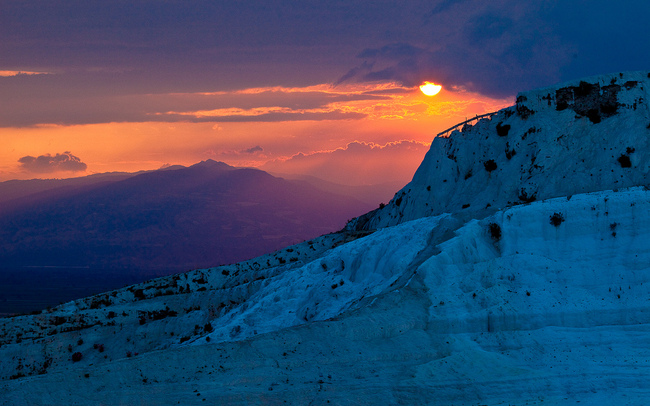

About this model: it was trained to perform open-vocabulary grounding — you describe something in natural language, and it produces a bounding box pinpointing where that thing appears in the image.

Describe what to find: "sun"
[419,81,442,96]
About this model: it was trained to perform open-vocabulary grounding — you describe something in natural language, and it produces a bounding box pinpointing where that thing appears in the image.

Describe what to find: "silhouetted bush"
[610,222,618,237]
[71,352,83,362]
[488,223,502,241]
[496,122,511,136]
[518,189,537,203]
[483,160,497,172]
[89,297,111,309]
[586,109,601,123]
[52,316,67,326]
[549,212,565,226]
[617,154,632,168]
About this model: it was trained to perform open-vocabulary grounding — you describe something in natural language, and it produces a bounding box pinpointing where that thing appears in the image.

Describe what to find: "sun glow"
[419,81,442,96]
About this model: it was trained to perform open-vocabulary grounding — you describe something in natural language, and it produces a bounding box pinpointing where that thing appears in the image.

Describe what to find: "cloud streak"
[18,152,87,173]
[0,70,51,77]
[0,83,403,127]
[261,140,431,186]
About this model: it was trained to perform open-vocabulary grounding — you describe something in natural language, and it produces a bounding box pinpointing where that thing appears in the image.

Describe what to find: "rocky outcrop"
[348,71,650,231]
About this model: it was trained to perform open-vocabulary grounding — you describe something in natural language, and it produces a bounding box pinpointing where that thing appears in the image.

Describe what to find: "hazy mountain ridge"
[2,72,650,405]
[0,172,140,215]
[0,160,372,272]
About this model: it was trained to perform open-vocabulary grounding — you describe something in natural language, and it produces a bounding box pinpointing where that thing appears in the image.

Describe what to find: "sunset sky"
[1,1,648,185]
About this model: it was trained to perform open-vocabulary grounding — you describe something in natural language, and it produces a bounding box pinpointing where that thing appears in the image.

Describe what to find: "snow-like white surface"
[201,215,442,344]
[2,72,650,405]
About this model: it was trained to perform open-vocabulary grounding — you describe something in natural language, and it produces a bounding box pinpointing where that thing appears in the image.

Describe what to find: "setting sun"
[419,81,442,96]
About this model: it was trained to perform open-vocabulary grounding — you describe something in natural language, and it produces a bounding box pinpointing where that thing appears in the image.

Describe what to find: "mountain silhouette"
[0,160,372,271]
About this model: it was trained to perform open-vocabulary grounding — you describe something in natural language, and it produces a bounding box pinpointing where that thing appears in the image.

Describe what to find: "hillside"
[349,71,650,230]
[0,160,372,272]
[2,71,650,405]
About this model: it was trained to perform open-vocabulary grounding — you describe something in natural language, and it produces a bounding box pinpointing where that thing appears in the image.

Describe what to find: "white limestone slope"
[2,72,650,405]
[3,187,650,405]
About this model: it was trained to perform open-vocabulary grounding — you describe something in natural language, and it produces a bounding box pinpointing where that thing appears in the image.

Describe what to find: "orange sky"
[2,1,647,187]
[0,82,512,185]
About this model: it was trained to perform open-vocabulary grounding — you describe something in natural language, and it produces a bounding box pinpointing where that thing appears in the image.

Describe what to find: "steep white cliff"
[350,71,650,230]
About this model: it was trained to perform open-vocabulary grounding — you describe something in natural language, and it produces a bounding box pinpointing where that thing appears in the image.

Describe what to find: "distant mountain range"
[0,160,373,272]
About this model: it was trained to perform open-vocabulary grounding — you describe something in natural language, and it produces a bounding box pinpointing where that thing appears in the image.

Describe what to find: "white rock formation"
[349,71,650,230]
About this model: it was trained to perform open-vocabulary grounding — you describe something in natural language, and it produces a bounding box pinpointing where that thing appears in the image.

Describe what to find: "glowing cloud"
[0,70,50,77]
[18,151,87,173]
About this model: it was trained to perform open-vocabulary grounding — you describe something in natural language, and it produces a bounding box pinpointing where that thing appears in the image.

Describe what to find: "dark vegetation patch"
[586,109,601,123]
[549,212,565,227]
[515,95,535,118]
[89,297,111,309]
[624,81,638,90]
[617,154,632,168]
[521,127,538,140]
[555,81,621,124]
[488,223,502,241]
[51,316,67,326]
[193,275,207,284]
[518,189,537,203]
[133,289,146,300]
[483,160,497,172]
[496,122,511,137]
[71,352,83,362]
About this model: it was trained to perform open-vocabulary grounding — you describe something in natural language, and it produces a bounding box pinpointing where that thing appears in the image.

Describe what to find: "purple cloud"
[18,152,87,173]
[241,146,263,154]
